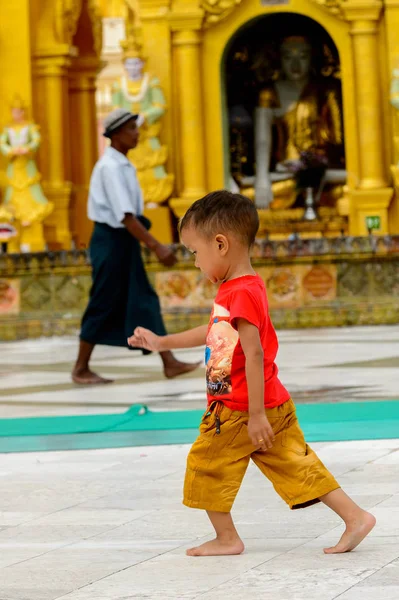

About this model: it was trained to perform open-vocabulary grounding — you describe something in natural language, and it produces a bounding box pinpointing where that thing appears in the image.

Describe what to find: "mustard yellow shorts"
[183,398,340,512]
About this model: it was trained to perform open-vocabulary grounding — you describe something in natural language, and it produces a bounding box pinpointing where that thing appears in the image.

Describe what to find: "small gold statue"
[0,96,53,252]
[112,5,174,206]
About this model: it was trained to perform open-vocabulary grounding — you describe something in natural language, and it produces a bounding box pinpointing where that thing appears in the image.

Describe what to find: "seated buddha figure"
[254,36,344,209]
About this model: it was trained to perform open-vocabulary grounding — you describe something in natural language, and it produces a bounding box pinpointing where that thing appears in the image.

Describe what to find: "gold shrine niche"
[224,13,348,238]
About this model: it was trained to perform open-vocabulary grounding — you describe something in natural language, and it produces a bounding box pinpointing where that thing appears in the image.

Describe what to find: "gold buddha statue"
[254,36,345,211]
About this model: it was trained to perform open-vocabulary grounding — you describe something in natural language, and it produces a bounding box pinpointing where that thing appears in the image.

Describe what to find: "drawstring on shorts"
[206,401,223,435]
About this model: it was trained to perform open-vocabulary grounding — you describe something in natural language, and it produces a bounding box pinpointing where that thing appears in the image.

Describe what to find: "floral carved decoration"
[201,0,243,27]
[54,0,82,44]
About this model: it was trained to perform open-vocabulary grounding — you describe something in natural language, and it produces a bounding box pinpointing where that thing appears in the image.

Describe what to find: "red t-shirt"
[206,274,290,411]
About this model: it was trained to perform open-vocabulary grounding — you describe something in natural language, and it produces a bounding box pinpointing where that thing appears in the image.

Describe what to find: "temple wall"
[1,239,399,340]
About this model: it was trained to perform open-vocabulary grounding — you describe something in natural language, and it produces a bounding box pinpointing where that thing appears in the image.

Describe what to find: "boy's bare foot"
[324,511,376,554]
[186,537,245,557]
[72,368,113,385]
[164,360,202,379]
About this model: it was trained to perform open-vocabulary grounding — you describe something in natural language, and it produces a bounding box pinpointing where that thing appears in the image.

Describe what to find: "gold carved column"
[342,1,393,235]
[169,8,207,217]
[32,52,73,249]
[385,0,399,233]
[69,57,103,249]
[68,0,103,248]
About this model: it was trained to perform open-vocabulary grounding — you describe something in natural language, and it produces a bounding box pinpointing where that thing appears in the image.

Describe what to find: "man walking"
[72,109,200,384]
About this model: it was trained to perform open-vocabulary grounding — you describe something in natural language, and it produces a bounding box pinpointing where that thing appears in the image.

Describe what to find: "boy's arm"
[128,325,207,353]
[237,318,275,450]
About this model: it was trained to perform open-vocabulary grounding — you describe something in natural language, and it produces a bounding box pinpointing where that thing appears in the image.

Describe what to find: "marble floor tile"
[196,565,376,600]
[0,326,398,599]
[0,440,397,599]
[1,324,399,418]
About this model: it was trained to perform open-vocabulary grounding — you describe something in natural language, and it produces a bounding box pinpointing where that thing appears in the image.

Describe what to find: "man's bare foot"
[324,511,376,554]
[164,360,202,379]
[72,368,114,385]
[186,537,245,557]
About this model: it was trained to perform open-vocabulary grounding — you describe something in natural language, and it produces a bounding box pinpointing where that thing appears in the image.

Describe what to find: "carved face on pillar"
[124,57,145,81]
[280,37,312,83]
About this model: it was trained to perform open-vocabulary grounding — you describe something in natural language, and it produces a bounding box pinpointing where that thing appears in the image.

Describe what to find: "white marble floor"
[0,440,398,599]
[0,324,399,418]
[0,325,399,599]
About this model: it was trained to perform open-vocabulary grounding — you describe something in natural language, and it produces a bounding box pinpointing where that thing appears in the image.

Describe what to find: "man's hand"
[155,243,177,267]
[248,413,275,451]
[128,327,163,352]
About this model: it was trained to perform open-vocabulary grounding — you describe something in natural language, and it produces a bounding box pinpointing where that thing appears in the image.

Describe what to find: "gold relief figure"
[111,4,173,206]
[0,97,53,252]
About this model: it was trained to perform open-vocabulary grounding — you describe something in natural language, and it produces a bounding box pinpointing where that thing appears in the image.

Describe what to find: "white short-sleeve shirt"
[88,147,144,228]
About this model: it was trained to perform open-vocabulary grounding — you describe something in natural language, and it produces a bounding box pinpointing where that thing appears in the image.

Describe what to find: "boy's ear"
[215,234,229,255]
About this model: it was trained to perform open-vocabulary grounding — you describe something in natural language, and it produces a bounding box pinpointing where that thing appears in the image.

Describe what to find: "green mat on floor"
[0,400,398,453]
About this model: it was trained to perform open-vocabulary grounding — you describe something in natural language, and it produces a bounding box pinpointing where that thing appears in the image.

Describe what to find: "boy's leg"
[187,511,244,557]
[320,488,376,554]
[251,399,376,552]
[184,405,252,557]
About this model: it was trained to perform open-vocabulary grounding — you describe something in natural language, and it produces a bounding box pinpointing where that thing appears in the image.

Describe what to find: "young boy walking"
[128,191,376,557]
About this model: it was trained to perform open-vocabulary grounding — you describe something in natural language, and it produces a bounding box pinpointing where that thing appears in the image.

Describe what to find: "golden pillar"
[169,8,207,216]
[172,29,206,200]
[385,0,399,233]
[32,52,73,249]
[69,57,103,248]
[343,3,393,235]
[351,19,385,189]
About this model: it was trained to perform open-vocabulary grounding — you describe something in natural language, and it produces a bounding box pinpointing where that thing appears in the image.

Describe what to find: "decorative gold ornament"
[121,1,145,60]
[54,0,82,45]
[201,0,243,27]
[307,0,343,19]
[87,0,103,56]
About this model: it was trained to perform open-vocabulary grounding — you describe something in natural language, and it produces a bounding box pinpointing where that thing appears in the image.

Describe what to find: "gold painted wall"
[1,0,399,252]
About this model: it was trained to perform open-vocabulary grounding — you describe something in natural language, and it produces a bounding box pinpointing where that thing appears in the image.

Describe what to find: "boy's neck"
[223,256,256,282]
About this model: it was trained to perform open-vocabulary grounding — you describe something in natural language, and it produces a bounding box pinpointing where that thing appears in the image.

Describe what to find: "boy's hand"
[127,327,162,352]
[248,413,275,451]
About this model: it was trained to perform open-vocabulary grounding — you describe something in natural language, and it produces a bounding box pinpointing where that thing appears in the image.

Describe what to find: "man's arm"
[122,213,160,250]
[122,214,176,267]
[100,164,176,266]
[237,318,275,450]
[128,324,207,352]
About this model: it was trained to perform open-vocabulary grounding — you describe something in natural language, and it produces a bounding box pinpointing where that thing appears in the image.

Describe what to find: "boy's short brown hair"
[179,190,259,247]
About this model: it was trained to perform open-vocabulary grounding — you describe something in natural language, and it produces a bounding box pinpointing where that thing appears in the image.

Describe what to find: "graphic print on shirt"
[205,303,239,397]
